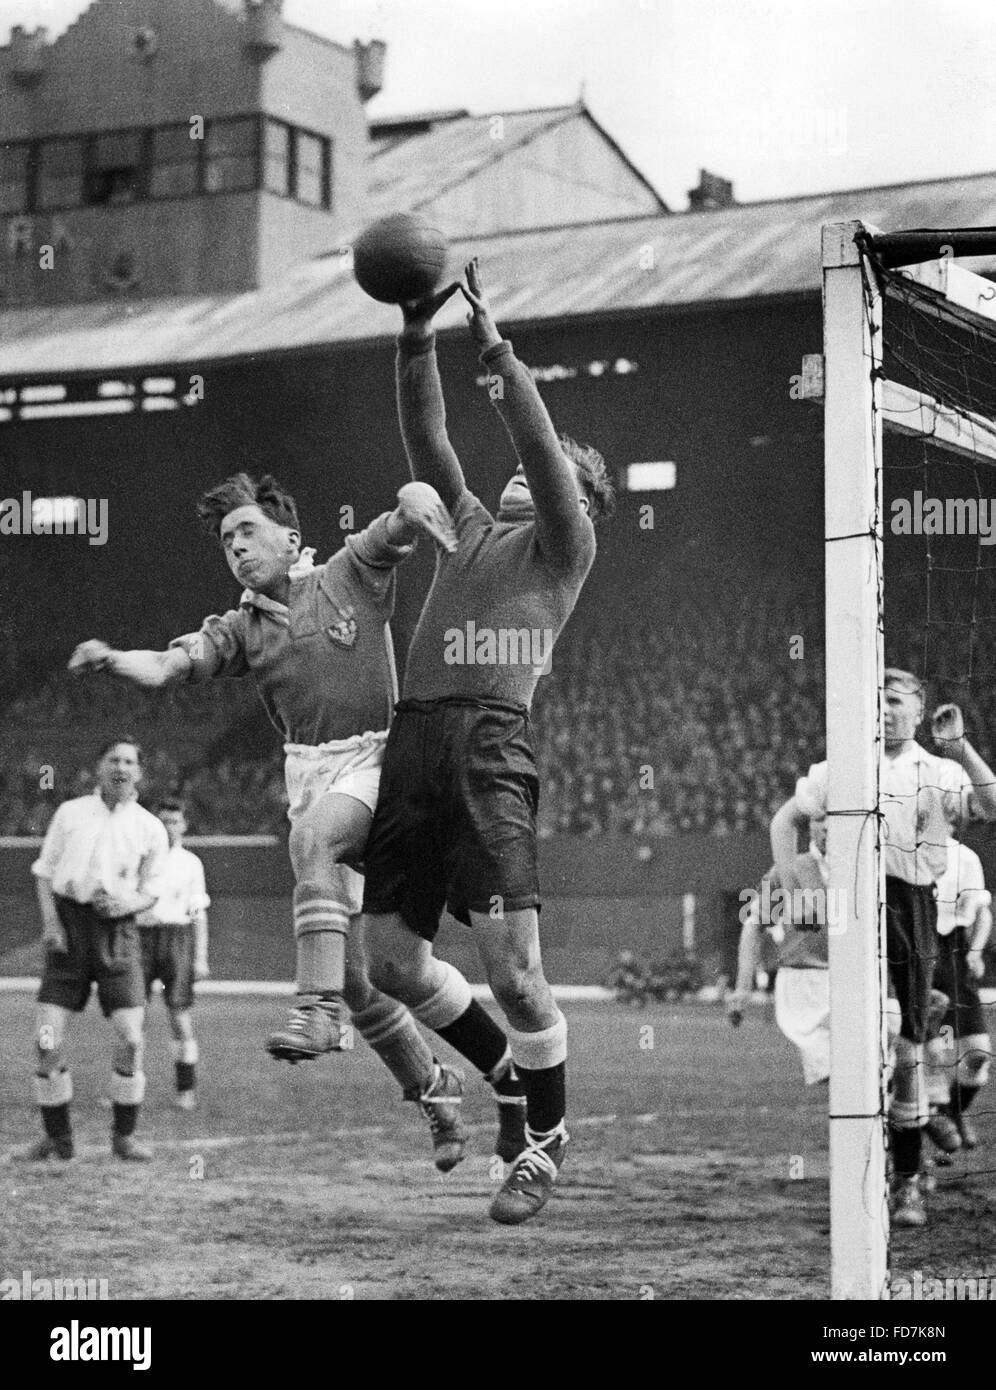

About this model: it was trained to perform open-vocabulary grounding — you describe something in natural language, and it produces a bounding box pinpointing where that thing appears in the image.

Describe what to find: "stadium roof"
[366,103,668,224]
[3,167,996,378]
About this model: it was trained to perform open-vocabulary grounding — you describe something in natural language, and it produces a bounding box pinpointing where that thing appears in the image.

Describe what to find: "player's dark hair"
[560,436,615,522]
[196,472,300,539]
[158,797,186,816]
[98,735,144,765]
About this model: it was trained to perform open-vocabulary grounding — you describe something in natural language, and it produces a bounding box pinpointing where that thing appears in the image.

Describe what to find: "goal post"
[822,220,889,1301]
[822,220,996,1300]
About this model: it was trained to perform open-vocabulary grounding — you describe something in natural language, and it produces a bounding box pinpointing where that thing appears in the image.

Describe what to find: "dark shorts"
[885,877,938,1044]
[362,696,540,942]
[38,897,145,1018]
[140,925,195,1011]
[933,925,989,1039]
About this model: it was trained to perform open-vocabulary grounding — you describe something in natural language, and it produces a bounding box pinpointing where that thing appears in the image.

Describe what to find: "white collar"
[239,548,317,618]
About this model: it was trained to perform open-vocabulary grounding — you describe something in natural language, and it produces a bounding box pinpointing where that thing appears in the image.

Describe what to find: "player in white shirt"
[136,799,210,1111]
[925,834,992,1156]
[18,738,168,1163]
[770,670,996,1228]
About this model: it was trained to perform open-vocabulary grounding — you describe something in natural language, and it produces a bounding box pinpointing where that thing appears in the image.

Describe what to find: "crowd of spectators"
[4,583,996,839]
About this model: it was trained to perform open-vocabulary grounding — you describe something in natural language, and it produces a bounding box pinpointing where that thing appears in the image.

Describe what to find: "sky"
[3,0,995,208]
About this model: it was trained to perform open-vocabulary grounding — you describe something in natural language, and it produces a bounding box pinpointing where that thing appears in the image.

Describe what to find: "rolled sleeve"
[169,609,248,680]
[341,513,415,603]
[31,805,66,881]
[795,761,828,820]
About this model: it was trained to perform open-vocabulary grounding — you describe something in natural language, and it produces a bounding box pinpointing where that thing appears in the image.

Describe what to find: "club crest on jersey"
[327,615,358,647]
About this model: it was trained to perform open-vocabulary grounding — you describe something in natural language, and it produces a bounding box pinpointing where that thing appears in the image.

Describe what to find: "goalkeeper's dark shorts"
[933,925,989,1039]
[885,876,938,1044]
[362,696,541,942]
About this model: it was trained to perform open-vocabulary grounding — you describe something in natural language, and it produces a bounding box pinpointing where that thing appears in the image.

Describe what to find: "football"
[352,212,449,304]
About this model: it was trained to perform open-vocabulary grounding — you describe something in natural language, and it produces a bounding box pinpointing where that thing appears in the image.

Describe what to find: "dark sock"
[890,1124,922,1179]
[491,1056,525,1098]
[175,1063,196,1093]
[113,1103,139,1138]
[950,1081,980,1116]
[434,1000,508,1076]
[41,1102,72,1142]
[519,1061,566,1134]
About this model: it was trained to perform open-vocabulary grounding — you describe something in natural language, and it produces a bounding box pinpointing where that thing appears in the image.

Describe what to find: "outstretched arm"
[461,259,591,569]
[932,703,996,820]
[395,284,465,511]
[68,639,192,688]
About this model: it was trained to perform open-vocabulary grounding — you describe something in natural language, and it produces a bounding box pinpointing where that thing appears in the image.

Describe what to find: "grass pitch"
[1,996,994,1299]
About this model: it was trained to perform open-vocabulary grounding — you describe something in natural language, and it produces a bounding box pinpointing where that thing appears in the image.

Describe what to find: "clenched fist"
[395,481,458,554]
[931,703,965,746]
[68,639,114,676]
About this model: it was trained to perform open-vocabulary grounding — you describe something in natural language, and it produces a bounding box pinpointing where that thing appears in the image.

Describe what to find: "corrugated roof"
[3,169,996,377]
[367,105,583,218]
[366,103,668,223]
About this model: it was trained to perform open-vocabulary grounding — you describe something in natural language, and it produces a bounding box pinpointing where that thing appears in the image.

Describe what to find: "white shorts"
[283,730,387,824]
[774,968,830,1086]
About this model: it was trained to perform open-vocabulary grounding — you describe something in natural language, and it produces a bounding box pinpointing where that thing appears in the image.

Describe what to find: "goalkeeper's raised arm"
[460,257,612,567]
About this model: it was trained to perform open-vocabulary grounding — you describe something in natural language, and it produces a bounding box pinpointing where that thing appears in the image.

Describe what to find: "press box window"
[36,137,84,210]
[264,119,291,196]
[295,130,329,208]
[204,117,259,193]
[85,130,143,205]
[149,125,200,198]
[0,143,30,215]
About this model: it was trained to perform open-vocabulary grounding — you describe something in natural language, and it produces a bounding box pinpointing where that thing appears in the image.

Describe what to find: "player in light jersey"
[361,260,614,1225]
[136,799,210,1110]
[18,738,168,1162]
[68,474,519,1171]
[771,669,996,1227]
[730,818,832,1085]
[925,832,992,1156]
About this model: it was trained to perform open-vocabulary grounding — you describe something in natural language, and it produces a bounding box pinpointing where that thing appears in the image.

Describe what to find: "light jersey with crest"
[794,743,973,885]
[168,514,413,741]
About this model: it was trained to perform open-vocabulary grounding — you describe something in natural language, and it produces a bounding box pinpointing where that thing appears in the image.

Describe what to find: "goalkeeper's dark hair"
[560,436,615,522]
[196,472,300,539]
[158,796,187,817]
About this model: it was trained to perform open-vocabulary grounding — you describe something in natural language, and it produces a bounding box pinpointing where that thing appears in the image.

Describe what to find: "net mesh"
[872,250,996,1209]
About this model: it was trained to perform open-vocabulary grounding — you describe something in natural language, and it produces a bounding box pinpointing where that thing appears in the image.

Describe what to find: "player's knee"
[490,965,552,1024]
[34,1020,65,1069]
[168,1009,193,1041]
[366,953,419,1003]
[289,821,352,879]
[112,1036,143,1074]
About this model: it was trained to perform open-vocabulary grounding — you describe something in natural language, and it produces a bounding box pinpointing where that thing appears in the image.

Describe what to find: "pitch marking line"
[0,1112,660,1164]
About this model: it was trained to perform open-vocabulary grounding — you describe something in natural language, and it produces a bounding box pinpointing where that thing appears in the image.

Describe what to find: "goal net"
[821,222,996,1299]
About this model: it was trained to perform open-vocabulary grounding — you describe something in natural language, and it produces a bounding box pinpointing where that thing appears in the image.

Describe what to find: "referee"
[18,737,168,1162]
[773,670,996,1227]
